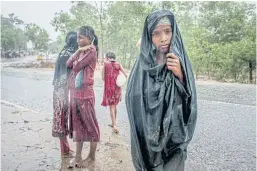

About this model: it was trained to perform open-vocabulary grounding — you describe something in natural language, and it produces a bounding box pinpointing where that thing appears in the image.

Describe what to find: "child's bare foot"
[84,156,95,165]
[113,126,119,134]
[76,156,95,168]
[67,156,82,168]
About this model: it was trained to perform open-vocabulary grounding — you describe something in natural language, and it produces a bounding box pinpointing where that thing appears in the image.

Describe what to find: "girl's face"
[151,24,172,54]
[77,34,91,47]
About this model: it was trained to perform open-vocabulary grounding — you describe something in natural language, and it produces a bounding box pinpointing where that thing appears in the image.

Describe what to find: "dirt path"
[1,102,133,171]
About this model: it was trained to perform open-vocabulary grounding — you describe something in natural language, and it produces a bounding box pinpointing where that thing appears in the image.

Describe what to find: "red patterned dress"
[66,47,100,142]
[101,61,122,106]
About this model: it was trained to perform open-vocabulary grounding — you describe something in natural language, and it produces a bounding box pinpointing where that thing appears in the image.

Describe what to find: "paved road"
[1,67,256,171]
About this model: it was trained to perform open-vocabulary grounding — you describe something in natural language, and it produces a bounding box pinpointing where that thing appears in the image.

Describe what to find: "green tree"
[1,13,27,56]
[25,23,50,51]
[50,1,256,83]
[48,34,65,54]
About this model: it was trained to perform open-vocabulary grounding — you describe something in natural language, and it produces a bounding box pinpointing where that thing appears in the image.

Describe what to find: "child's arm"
[72,47,97,72]
[120,64,128,78]
[66,50,80,68]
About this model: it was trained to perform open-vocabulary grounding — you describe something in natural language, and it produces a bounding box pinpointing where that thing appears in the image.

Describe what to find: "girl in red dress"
[101,51,127,133]
[67,26,99,168]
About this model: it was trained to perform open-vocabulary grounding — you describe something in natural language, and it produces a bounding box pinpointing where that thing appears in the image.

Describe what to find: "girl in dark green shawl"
[125,10,197,171]
[52,31,78,157]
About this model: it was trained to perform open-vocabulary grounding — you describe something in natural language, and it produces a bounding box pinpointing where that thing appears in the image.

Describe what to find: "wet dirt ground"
[1,102,133,171]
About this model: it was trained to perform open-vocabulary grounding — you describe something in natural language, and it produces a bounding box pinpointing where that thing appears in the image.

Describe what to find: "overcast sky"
[1,1,72,41]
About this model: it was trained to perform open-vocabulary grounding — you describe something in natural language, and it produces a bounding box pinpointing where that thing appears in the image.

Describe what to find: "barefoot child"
[66,26,100,168]
[52,31,78,157]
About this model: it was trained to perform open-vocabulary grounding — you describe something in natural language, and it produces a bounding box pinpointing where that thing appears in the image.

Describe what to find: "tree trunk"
[249,60,253,83]
[19,46,21,58]
[100,2,104,60]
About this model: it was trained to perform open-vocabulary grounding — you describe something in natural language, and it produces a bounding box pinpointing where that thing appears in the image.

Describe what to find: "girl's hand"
[78,45,94,52]
[166,53,183,83]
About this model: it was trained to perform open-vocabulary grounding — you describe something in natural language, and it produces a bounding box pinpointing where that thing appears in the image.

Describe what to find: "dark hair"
[65,31,78,49]
[105,51,116,60]
[78,26,99,58]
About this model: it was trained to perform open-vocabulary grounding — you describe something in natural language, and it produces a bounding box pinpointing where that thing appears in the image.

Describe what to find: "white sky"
[1,1,72,41]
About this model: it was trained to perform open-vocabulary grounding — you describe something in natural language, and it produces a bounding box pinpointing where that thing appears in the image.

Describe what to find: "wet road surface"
[1,67,256,171]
